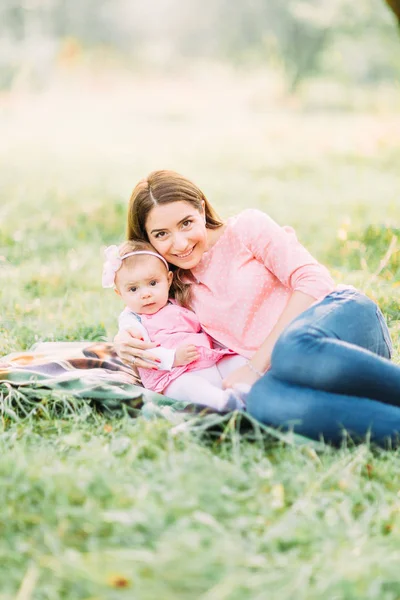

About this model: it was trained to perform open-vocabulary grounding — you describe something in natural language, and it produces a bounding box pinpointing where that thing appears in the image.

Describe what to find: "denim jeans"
[246,288,400,446]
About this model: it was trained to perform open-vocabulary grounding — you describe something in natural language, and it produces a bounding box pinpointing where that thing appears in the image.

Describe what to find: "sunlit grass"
[0,67,400,598]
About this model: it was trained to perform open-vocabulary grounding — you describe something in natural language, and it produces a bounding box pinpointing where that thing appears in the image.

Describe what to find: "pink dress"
[137,303,233,393]
[189,209,336,358]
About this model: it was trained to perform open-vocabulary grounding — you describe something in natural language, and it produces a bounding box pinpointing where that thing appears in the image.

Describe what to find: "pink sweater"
[189,209,335,358]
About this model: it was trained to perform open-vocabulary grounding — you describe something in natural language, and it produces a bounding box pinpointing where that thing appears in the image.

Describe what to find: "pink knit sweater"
[189,209,335,358]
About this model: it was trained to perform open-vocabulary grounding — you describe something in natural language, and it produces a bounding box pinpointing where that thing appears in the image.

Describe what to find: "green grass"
[0,67,400,598]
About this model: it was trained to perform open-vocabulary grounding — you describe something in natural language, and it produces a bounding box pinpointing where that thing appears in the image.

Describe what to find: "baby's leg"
[215,355,251,406]
[193,365,224,389]
[164,369,243,411]
[216,355,247,379]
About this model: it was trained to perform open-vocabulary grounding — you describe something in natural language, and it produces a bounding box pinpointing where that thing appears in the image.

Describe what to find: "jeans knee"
[271,324,323,381]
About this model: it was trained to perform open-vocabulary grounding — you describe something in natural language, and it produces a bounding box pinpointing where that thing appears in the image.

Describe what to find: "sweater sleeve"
[236,209,335,300]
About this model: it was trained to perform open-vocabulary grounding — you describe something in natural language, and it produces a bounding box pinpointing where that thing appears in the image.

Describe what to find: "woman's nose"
[172,232,188,251]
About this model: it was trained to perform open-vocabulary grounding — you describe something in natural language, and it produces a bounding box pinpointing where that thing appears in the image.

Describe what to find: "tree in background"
[385,0,400,24]
[0,0,399,91]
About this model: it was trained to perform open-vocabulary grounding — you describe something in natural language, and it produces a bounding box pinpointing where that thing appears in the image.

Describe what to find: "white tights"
[164,355,248,411]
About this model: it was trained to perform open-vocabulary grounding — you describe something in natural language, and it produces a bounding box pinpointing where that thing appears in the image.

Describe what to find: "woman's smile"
[174,246,195,259]
[146,201,208,269]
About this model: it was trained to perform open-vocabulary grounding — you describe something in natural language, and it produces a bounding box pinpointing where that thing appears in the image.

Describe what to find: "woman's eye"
[182,220,192,228]
[155,231,166,239]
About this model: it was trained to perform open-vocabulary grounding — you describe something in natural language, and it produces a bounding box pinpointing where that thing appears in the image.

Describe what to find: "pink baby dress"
[138,302,234,393]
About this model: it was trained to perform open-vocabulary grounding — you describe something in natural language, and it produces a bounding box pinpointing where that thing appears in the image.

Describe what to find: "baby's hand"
[174,345,199,367]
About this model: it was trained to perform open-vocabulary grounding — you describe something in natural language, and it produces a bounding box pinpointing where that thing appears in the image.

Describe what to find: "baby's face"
[115,255,172,315]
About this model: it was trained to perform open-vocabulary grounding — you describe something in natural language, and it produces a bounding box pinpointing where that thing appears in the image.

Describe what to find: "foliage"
[0,0,399,90]
[328,224,400,282]
[2,416,400,598]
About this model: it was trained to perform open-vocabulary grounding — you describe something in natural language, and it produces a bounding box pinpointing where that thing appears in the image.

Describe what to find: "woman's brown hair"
[126,170,223,308]
[127,170,223,241]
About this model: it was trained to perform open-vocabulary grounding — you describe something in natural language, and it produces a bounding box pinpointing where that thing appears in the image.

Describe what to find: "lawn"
[0,66,400,599]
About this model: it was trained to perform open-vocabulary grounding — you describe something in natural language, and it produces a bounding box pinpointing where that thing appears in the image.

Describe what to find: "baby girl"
[102,240,247,411]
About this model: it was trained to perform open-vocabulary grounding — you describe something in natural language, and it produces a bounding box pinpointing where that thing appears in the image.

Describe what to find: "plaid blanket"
[0,341,186,418]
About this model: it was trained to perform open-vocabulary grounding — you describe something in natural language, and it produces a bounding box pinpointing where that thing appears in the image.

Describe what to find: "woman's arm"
[222,290,316,388]
[250,290,316,374]
[115,329,199,370]
[115,308,164,369]
[222,211,335,388]
[114,328,161,368]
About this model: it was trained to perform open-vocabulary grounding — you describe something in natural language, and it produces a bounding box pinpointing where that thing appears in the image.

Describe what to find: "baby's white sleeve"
[118,310,150,340]
[117,310,175,371]
[146,347,175,371]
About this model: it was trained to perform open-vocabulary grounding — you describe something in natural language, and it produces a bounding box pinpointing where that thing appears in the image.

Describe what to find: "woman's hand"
[173,344,199,367]
[222,363,260,389]
[114,328,161,369]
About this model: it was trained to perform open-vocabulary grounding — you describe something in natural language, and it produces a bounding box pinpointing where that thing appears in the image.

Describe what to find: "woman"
[115,170,400,446]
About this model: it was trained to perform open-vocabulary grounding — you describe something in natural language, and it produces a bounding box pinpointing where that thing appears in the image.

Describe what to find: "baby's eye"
[129,286,137,293]
[149,280,157,287]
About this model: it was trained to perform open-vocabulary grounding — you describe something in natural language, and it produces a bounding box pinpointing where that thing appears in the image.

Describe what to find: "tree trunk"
[385,0,400,25]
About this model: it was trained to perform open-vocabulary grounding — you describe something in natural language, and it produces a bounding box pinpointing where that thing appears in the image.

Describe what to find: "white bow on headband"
[102,245,169,288]
[102,245,123,288]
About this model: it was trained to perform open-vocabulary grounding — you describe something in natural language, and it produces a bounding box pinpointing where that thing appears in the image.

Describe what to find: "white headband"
[102,245,169,288]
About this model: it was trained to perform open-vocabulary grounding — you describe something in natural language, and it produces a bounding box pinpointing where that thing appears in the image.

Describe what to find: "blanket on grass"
[0,341,189,419]
[0,341,316,446]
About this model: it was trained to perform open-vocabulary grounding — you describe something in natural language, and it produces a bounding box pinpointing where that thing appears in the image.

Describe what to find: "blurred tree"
[385,0,400,24]
[0,0,398,91]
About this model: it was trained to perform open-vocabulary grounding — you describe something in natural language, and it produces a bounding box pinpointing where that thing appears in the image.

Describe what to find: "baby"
[102,241,247,411]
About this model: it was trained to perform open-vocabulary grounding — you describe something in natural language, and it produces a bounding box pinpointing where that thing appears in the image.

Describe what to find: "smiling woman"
[114,169,400,446]
[127,170,224,270]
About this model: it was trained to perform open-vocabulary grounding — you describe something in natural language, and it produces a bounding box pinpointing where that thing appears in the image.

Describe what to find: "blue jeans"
[246,289,400,446]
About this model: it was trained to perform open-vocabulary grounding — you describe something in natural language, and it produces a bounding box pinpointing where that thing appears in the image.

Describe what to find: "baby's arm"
[118,310,176,371]
[173,345,199,367]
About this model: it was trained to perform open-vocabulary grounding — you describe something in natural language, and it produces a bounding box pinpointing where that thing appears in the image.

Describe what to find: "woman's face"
[145,201,207,269]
